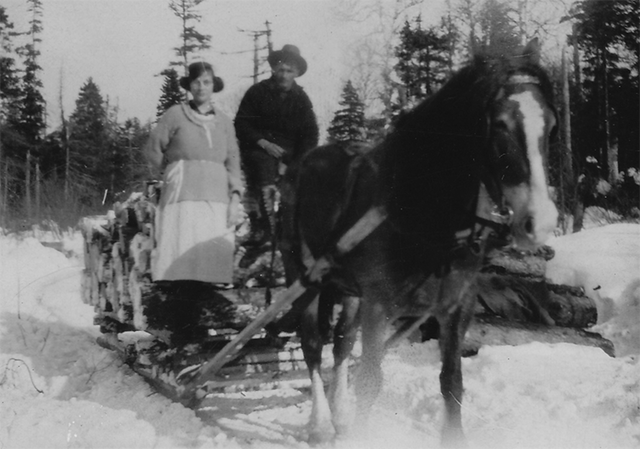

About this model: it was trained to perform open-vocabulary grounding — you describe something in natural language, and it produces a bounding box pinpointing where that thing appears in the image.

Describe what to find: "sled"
[80,182,388,407]
[80,182,612,408]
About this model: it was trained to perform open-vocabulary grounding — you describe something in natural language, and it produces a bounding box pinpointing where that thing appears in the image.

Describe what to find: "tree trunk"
[561,48,575,234]
[572,24,581,91]
[601,49,618,180]
[25,150,32,218]
[3,162,8,223]
[35,158,41,221]
[64,129,70,201]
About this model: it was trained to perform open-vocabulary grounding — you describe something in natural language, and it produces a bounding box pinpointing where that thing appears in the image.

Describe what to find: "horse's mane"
[379,49,555,270]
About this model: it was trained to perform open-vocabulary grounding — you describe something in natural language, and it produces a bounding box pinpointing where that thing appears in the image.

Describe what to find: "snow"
[0,222,639,449]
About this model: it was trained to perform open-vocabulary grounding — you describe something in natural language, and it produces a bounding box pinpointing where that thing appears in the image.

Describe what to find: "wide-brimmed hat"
[180,61,224,92]
[267,44,307,76]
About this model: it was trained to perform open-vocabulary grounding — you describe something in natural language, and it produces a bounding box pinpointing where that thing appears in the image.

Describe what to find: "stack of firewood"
[464,245,614,356]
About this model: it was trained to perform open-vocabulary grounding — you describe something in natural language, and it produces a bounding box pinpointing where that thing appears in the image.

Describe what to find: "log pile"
[464,245,614,356]
[79,183,159,335]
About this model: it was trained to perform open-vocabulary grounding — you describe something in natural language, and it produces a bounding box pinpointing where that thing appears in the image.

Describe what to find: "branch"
[1,358,44,394]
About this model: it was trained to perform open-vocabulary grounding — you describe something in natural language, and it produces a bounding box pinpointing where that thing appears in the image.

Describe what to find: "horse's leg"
[300,293,334,444]
[353,299,387,432]
[329,294,360,437]
[437,271,479,448]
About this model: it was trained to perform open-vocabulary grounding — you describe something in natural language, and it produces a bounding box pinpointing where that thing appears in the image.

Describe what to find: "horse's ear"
[522,38,541,65]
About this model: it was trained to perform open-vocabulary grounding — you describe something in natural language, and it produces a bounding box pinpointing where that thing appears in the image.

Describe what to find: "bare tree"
[336,0,425,122]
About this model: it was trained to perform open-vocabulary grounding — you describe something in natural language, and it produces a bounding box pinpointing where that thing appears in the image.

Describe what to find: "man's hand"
[227,193,241,228]
[258,139,285,158]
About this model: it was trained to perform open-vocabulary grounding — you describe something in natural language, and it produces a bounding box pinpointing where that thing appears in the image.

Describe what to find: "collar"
[189,100,216,115]
[265,76,300,94]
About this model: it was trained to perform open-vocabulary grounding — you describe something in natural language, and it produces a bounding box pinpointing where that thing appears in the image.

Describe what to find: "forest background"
[0,0,638,233]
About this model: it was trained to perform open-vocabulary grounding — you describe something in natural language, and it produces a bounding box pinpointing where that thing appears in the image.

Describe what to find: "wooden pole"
[180,207,388,401]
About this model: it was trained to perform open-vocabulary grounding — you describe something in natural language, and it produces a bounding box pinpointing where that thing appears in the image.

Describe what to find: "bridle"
[456,73,546,253]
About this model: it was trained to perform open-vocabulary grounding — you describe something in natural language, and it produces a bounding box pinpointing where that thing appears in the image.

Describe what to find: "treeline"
[0,0,638,233]
[328,0,639,230]
[0,0,209,231]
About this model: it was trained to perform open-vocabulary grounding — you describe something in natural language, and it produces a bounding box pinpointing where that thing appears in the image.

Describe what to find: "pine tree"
[394,16,451,108]
[0,6,22,130]
[15,0,45,144]
[0,6,23,218]
[476,0,520,55]
[69,78,108,205]
[14,0,45,218]
[156,68,182,118]
[16,47,45,144]
[327,80,366,144]
[70,78,106,143]
[169,0,211,73]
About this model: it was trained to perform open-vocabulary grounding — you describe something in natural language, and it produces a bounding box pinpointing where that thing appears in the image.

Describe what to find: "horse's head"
[483,39,558,250]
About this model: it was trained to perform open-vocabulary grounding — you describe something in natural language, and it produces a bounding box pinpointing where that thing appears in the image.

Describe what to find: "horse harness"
[299,144,514,288]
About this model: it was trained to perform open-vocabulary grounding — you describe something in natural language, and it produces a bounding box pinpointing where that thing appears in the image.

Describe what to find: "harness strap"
[455,182,513,250]
[302,206,387,284]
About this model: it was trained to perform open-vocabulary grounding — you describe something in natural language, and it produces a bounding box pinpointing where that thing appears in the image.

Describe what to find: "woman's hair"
[180,61,224,92]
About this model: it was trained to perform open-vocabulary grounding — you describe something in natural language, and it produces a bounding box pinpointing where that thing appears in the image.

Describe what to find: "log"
[477,244,598,329]
[476,275,597,328]
[484,245,555,278]
[464,315,615,357]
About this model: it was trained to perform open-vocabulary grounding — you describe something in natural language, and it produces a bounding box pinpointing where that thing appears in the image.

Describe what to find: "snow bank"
[0,224,638,448]
[0,232,229,449]
[546,223,640,355]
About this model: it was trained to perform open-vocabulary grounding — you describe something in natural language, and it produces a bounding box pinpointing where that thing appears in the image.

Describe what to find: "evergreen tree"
[14,0,45,218]
[70,78,106,143]
[0,6,22,130]
[69,78,108,205]
[327,80,366,144]
[571,0,639,179]
[156,68,182,118]
[169,0,212,72]
[476,0,520,55]
[16,46,46,144]
[15,0,45,144]
[394,16,452,108]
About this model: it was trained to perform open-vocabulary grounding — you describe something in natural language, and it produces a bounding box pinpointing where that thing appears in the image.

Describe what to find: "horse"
[277,38,558,447]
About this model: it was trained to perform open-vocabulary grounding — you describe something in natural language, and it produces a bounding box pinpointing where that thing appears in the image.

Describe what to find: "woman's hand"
[227,192,241,228]
[258,139,285,159]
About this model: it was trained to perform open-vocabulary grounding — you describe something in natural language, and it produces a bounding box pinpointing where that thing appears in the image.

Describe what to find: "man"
[235,44,319,254]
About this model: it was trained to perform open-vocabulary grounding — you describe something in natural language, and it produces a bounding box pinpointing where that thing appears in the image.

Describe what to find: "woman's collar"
[188,100,216,115]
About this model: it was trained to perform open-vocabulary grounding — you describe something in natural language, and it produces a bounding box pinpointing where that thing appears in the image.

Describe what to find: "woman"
[145,61,242,287]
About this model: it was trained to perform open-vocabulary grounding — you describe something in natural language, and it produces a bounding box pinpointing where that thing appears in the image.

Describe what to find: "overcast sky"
[4,0,376,132]
[4,0,570,135]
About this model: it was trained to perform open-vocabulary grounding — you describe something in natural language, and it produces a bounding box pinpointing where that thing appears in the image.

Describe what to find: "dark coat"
[234,77,319,165]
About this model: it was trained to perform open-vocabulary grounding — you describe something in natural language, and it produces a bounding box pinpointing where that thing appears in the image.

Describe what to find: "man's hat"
[267,44,307,76]
[179,61,224,92]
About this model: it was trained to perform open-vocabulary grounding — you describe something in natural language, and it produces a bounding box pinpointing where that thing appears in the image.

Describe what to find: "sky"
[3,0,576,138]
[2,0,451,134]
[0,212,638,448]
